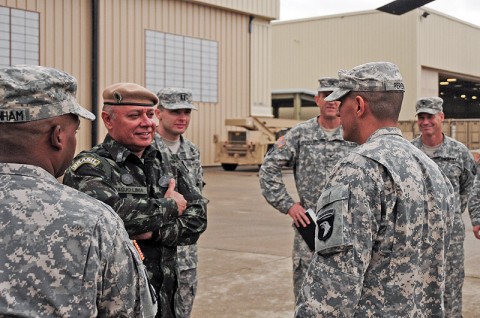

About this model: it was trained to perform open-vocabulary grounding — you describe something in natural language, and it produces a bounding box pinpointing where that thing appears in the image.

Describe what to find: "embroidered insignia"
[121,173,134,185]
[159,175,173,187]
[113,91,122,103]
[276,136,286,148]
[70,157,101,171]
[317,209,335,241]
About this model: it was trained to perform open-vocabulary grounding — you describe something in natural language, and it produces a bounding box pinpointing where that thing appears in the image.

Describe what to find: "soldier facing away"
[63,83,207,318]
[412,96,477,317]
[259,77,356,301]
[0,65,156,317]
[295,62,455,317]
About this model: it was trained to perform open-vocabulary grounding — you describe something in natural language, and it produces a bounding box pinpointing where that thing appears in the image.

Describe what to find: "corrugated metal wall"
[272,10,420,120]
[0,0,93,153]
[98,0,259,165]
[272,9,480,121]
[190,0,279,19]
[251,19,272,117]
[1,0,278,166]
[419,11,480,77]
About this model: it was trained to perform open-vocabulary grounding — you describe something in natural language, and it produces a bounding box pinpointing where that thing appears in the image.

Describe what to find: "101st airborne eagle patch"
[70,157,101,171]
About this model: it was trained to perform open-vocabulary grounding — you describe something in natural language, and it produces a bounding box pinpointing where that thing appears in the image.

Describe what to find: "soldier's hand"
[164,178,187,215]
[473,225,480,240]
[288,202,310,228]
[131,232,153,240]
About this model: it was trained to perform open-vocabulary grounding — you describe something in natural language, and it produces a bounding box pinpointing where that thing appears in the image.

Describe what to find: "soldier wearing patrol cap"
[154,87,205,318]
[63,83,207,318]
[259,77,356,302]
[412,96,477,317]
[295,62,455,317]
[0,66,156,317]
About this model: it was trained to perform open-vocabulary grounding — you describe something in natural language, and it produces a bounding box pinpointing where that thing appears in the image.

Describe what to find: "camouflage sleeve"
[190,145,204,192]
[259,130,298,214]
[95,209,157,317]
[295,161,381,317]
[459,150,476,214]
[63,154,178,236]
[468,168,480,226]
[158,170,208,247]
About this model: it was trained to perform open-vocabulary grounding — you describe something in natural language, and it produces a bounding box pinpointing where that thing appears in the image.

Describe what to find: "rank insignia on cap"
[317,209,335,241]
[114,91,123,103]
[179,93,188,101]
[276,136,286,148]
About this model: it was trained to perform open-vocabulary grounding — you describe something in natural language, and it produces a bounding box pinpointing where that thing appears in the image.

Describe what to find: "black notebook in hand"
[295,208,317,251]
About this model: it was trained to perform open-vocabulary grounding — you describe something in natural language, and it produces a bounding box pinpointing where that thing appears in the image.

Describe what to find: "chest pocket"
[315,184,351,254]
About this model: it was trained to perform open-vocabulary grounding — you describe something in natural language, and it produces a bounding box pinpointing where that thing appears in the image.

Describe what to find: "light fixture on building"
[473,96,478,100]
[461,94,466,99]
[440,92,444,95]
[447,78,457,82]
[440,81,449,85]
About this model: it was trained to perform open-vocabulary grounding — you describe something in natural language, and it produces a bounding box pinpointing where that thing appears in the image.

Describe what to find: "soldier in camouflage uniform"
[154,88,205,318]
[63,83,207,318]
[295,62,455,317]
[412,97,477,317]
[468,175,480,240]
[0,65,156,317]
[259,77,356,301]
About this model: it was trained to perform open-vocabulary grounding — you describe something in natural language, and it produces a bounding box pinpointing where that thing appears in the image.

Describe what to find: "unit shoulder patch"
[70,156,101,171]
[317,209,335,241]
[276,136,286,148]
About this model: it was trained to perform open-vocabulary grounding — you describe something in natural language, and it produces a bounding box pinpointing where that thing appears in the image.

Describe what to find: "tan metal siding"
[419,12,480,76]
[0,0,93,153]
[189,0,279,20]
[272,10,420,120]
[97,0,253,165]
[251,19,272,116]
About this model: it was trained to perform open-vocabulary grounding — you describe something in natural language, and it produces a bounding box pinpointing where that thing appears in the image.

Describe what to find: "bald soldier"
[259,77,356,301]
[295,62,455,317]
[412,97,477,317]
[63,83,207,318]
[0,65,156,317]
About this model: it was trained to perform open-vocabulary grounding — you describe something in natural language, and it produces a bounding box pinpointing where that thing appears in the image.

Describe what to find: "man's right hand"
[288,202,310,228]
[164,178,187,215]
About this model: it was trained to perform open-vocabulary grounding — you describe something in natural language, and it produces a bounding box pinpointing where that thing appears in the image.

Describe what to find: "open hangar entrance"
[439,73,480,119]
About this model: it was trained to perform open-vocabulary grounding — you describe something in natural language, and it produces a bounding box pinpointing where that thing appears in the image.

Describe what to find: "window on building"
[145,30,218,103]
[0,6,40,68]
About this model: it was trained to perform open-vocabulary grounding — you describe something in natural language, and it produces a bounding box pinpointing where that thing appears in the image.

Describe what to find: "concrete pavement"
[191,166,480,318]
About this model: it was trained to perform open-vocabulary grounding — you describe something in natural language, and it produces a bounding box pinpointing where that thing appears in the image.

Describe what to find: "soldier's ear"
[50,124,63,151]
[101,111,114,130]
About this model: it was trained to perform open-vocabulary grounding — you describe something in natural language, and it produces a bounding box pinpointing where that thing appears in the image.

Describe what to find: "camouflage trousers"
[445,213,466,318]
[292,226,314,303]
[175,244,198,318]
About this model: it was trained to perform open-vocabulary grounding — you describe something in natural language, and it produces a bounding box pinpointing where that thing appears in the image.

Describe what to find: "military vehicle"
[214,116,300,171]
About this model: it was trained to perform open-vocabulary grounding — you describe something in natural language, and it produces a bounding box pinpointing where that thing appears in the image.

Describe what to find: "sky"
[279,0,480,27]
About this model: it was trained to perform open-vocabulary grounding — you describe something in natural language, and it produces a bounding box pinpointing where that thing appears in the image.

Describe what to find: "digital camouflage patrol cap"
[317,77,339,92]
[157,88,197,110]
[325,62,405,102]
[103,83,158,107]
[415,96,443,115]
[0,65,95,123]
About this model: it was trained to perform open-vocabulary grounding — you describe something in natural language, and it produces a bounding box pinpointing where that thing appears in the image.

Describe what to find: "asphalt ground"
[191,166,480,318]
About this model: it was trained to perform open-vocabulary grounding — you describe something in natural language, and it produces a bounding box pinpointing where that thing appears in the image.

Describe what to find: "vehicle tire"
[222,163,238,171]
